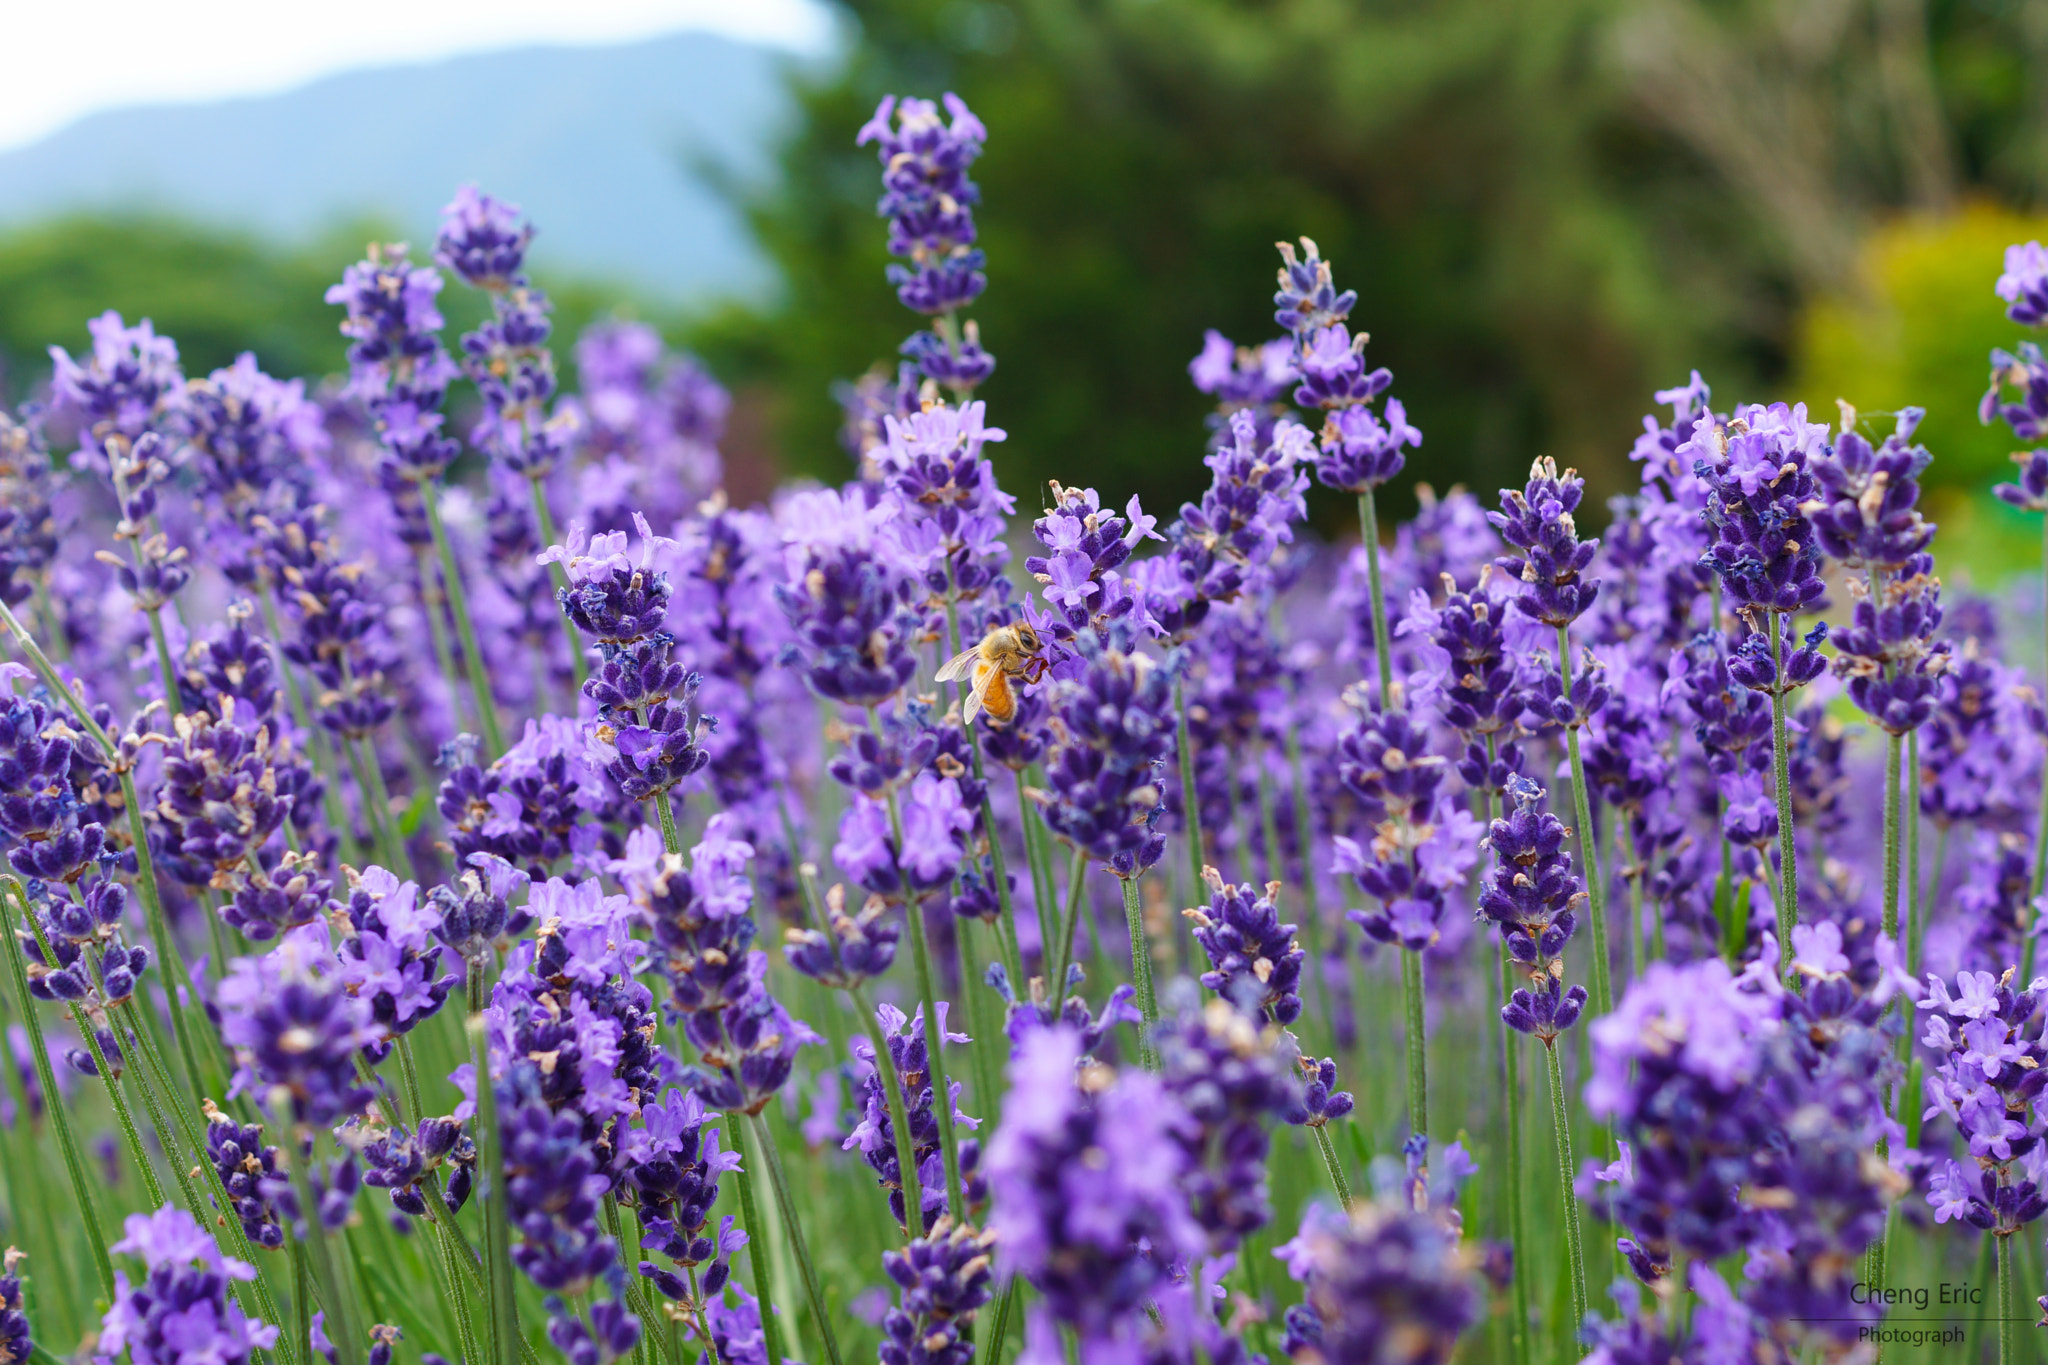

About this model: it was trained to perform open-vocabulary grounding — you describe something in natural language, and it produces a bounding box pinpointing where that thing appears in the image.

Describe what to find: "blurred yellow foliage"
[1794,202,2048,585]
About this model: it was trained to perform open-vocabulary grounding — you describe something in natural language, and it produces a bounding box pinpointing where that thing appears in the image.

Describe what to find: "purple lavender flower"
[215,923,383,1126]
[153,703,293,885]
[0,1248,29,1365]
[1040,629,1174,879]
[775,488,924,707]
[1804,407,1935,570]
[185,353,330,518]
[99,1206,278,1365]
[571,320,728,512]
[1025,482,1160,646]
[47,311,186,457]
[542,516,710,801]
[0,683,110,883]
[1185,872,1304,1024]
[1189,330,1296,416]
[625,1088,744,1304]
[858,94,993,389]
[335,866,457,1053]
[1998,241,2048,327]
[438,187,576,477]
[1282,1056,1355,1129]
[1994,446,2048,512]
[985,1027,1202,1357]
[1274,1198,1480,1365]
[1919,969,2048,1233]
[879,1219,996,1365]
[0,412,58,610]
[327,245,462,489]
[845,1002,986,1230]
[1162,410,1312,610]
[1827,553,1948,735]
[1490,457,1600,627]
[360,1112,476,1219]
[435,717,598,879]
[611,819,816,1116]
[1685,402,1830,615]
[1477,776,1589,1039]
[1154,992,1300,1251]
[784,882,902,988]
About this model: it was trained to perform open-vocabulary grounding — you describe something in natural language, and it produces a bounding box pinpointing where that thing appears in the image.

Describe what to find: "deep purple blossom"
[215,923,382,1125]
[1274,1198,1480,1365]
[1491,457,1600,627]
[99,1207,278,1365]
[1685,402,1829,615]
[985,1027,1202,1358]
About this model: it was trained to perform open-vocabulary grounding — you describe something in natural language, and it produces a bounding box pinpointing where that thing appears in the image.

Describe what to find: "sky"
[1,0,836,152]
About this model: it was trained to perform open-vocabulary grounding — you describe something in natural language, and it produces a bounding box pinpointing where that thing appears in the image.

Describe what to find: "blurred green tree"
[698,0,2048,531]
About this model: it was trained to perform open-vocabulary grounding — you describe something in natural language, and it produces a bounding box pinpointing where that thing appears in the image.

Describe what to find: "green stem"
[1998,1232,2013,1365]
[1767,612,1800,979]
[422,478,505,756]
[655,795,684,858]
[984,1278,1019,1365]
[529,475,589,693]
[1907,730,1923,965]
[898,889,967,1217]
[145,606,184,718]
[1011,767,1051,989]
[850,984,925,1241]
[720,1108,789,1365]
[0,881,115,1299]
[1356,489,1394,703]
[1542,1040,1588,1335]
[289,1135,363,1365]
[294,1241,315,1365]
[1883,731,1902,944]
[414,545,471,737]
[1399,947,1427,1143]
[55,1009,167,1212]
[1481,745,1530,1365]
[604,1195,661,1365]
[745,1112,845,1365]
[117,1001,288,1355]
[1119,875,1157,1070]
[1046,847,1089,1024]
[257,593,359,863]
[1310,1125,1352,1209]
[467,997,521,1365]
[1173,676,1207,899]
[342,724,408,879]
[1557,627,1612,1022]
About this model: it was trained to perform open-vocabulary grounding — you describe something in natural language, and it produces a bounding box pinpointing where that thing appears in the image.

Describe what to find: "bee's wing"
[935,646,982,683]
[962,663,998,725]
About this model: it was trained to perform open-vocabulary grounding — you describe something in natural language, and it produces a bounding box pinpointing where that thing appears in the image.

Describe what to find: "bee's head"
[1015,623,1040,651]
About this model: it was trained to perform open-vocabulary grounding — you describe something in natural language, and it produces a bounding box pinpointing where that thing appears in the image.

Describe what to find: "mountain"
[0,32,813,301]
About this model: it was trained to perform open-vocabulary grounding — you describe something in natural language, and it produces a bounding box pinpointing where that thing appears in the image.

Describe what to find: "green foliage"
[1793,203,2048,583]
[699,0,2048,530]
[0,216,665,404]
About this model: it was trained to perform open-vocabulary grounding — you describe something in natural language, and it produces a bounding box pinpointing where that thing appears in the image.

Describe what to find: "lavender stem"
[1542,1038,1588,1333]
[1119,875,1157,1069]
[1356,489,1394,704]
[1767,611,1800,978]
[1557,626,1613,1023]
[0,878,115,1299]
[422,478,505,756]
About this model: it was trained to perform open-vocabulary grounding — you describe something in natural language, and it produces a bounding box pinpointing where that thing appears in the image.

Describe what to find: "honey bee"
[935,623,1050,726]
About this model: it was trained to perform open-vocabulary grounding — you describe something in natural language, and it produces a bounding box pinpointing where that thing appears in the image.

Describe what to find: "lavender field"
[3,85,2048,1365]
